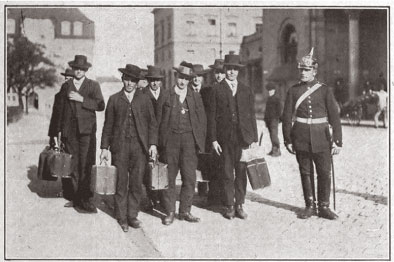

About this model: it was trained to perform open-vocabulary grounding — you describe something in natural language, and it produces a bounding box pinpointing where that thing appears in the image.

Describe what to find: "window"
[61,21,71,35]
[186,20,196,36]
[227,22,237,37]
[73,21,83,36]
[161,21,165,44]
[167,18,171,39]
[187,50,195,55]
[208,19,216,25]
[207,18,217,36]
[7,19,15,34]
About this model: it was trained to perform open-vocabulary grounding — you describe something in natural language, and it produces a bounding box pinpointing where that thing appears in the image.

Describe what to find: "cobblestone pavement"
[5,86,389,259]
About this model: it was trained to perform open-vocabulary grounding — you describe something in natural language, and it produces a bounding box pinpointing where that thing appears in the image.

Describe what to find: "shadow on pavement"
[246,191,304,215]
[27,165,62,198]
[336,189,388,205]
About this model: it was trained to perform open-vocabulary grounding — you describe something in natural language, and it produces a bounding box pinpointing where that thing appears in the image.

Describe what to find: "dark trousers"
[113,137,147,223]
[220,139,247,206]
[295,150,332,207]
[63,130,93,203]
[205,153,223,204]
[266,119,280,149]
[162,132,198,214]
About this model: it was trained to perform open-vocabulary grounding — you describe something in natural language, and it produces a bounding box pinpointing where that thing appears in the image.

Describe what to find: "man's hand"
[149,145,157,160]
[212,141,222,156]
[100,149,109,164]
[331,144,342,155]
[68,91,84,102]
[285,143,296,155]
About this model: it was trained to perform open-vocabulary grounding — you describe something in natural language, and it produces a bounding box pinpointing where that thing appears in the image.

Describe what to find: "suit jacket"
[208,80,258,145]
[156,86,206,153]
[142,86,169,116]
[100,89,158,154]
[48,85,67,138]
[282,79,342,153]
[58,78,105,137]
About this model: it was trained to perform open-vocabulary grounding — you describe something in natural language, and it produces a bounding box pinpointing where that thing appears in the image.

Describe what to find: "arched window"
[61,21,71,35]
[280,24,298,64]
[73,21,83,36]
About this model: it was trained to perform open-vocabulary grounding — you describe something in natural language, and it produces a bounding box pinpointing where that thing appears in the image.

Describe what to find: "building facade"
[153,8,262,88]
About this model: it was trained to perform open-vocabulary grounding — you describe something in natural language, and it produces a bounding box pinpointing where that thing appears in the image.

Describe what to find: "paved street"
[5,86,389,259]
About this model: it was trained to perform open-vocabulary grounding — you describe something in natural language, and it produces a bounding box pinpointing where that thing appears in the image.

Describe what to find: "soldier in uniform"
[282,48,342,220]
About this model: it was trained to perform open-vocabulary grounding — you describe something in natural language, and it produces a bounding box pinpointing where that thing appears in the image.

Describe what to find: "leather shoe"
[298,206,316,219]
[223,206,235,220]
[318,206,338,220]
[128,218,142,228]
[235,205,248,219]
[81,200,97,213]
[162,212,175,226]
[178,212,200,223]
[119,223,129,232]
[64,201,74,208]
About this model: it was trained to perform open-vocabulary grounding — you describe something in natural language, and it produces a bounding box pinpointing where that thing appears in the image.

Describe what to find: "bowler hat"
[209,59,225,71]
[60,68,74,77]
[223,53,245,68]
[266,82,276,90]
[180,61,193,69]
[145,65,164,79]
[191,64,207,77]
[298,47,318,69]
[173,64,193,78]
[68,55,92,70]
[118,64,141,79]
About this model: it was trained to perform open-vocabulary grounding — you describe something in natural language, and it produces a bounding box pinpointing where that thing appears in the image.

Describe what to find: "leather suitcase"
[149,161,169,190]
[91,163,117,195]
[48,150,73,178]
[37,146,58,181]
[246,157,271,190]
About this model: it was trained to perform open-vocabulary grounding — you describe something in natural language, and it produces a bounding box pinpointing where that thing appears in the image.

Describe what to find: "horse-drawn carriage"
[340,92,379,126]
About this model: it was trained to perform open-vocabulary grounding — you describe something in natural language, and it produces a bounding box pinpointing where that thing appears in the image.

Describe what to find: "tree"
[7,35,57,114]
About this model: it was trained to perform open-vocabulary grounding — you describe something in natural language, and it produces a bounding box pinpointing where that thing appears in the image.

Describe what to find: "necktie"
[230,82,236,96]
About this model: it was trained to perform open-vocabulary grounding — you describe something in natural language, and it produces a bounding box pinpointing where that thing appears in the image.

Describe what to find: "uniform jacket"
[58,78,105,137]
[282,79,342,153]
[156,86,207,153]
[208,80,258,145]
[100,89,158,154]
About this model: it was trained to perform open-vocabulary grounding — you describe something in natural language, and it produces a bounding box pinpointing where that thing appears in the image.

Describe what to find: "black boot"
[162,212,175,225]
[271,147,281,157]
[318,204,338,220]
[299,174,316,219]
[223,205,235,220]
[298,197,316,219]
[235,205,248,219]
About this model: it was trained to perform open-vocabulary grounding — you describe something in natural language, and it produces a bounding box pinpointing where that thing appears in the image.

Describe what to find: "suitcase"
[149,161,169,190]
[91,162,117,195]
[37,146,58,181]
[246,157,271,190]
[48,150,73,178]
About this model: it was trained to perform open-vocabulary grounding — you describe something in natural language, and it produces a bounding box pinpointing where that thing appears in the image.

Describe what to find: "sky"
[80,7,154,77]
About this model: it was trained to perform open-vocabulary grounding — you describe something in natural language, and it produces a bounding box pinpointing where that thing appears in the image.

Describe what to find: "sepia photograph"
[2,2,391,260]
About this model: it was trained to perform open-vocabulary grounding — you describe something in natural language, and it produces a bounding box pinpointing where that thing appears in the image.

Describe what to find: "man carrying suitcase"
[100,64,158,232]
[282,48,342,220]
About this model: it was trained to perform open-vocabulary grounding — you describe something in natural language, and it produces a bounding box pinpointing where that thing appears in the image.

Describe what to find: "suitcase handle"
[100,159,108,166]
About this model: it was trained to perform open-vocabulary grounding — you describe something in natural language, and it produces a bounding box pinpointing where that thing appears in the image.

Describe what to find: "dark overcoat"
[208,80,258,145]
[156,86,206,153]
[282,79,342,153]
[48,85,67,138]
[142,87,169,116]
[100,89,158,154]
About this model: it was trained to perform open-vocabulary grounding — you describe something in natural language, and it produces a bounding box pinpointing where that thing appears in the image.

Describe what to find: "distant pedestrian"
[372,86,388,128]
[264,82,282,157]
[282,48,342,220]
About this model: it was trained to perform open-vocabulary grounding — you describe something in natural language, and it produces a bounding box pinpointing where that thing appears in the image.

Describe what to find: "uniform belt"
[296,117,328,124]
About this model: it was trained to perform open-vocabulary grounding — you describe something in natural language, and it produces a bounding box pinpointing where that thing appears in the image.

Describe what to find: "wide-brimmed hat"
[298,47,318,69]
[209,59,225,71]
[145,65,164,79]
[223,53,245,68]
[60,68,74,77]
[266,82,276,90]
[191,64,207,77]
[173,64,193,78]
[68,55,92,70]
[118,64,141,79]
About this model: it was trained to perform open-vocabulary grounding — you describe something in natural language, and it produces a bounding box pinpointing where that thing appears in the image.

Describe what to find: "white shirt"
[150,87,160,100]
[73,77,86,91]
[124,90,136,103]
[375,90,388,110]
[192,84,202,93]
[225,78,238,96]
[174,85,187,103]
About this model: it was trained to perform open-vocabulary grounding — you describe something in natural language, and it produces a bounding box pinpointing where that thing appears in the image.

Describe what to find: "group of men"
[48,48,342,233]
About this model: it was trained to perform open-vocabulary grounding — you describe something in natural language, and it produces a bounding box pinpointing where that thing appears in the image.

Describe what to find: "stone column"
[348,10,360,99]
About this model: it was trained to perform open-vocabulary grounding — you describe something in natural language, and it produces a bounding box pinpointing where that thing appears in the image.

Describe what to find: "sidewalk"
[5,109,389,259]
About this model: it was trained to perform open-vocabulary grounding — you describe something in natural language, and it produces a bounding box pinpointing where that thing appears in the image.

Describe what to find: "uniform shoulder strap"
[294,83,322,112]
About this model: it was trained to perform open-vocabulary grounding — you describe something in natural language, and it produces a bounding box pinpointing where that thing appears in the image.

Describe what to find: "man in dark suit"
[142,65,168,210]
[208,53,258,220]
[57,55,105,213]
[264,82,282,157]
[156,63,207,225]
[282,48,342,220]
[100,64,158,232]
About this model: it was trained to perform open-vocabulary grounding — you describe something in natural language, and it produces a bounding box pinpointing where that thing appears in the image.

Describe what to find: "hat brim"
[145,75,164,79]
[173,67,193,78]
[224,63,246,68]
[68,61,91,70]
[61,73,74,77]
[118,68,141,79]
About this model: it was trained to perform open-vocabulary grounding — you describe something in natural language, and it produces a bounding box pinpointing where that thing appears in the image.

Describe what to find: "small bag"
[245,133,271,190]
[149,159,169,190]
[91,161,117,195]
[47,136,73,178]
[240,133,265,162]
[37,146,58,181]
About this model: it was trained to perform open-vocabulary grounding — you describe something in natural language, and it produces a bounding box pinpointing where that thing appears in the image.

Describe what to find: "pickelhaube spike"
[298,47,318,69]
